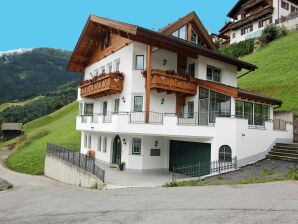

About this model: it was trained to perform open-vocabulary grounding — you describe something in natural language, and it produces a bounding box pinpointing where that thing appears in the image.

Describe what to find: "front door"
[112,135,122,164]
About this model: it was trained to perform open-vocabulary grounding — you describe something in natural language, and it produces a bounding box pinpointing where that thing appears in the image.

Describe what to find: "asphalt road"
[0,152,298,224]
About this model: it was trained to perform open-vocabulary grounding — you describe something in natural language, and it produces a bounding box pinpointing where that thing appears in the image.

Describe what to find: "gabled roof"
[1,123,23,131]
[158,11,218,51]
[67,14,257,72]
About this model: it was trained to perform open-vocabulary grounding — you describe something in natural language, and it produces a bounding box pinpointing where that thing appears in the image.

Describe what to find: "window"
[79,102,84,115]
[209,91,231,123]
[94,68,99,76]
[188,63,195,77]
[232,33,236,39]
[291,5,298,12]
[103,137,107,152]
[171,25,187,40]
[132,138,141,154]
[84,134,87,148]
[100,66,105,73]
[114,99,120,113]
[281,1,289,10]
[219,145,232,162]
[188,102,194,118]
[241,25,253,35]
[191,29,198,43]
[107,63,112,73]
[135,55,144,70]
[84,103,93,115]
[98,136,102,152]
[88,135,91,149]
[134,96,143,112]
[115,60,120,72]
[179,105,185,118]
[207,66,221,83]
[103,101,108,115]
[259,17,272,28]
[236,101,253,124]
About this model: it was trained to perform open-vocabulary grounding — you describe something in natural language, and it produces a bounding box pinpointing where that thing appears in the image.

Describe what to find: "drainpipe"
[237,70,252,79]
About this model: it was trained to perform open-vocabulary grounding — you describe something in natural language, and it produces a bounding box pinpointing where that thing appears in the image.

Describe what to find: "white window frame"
[135,55,145,70]
[206,65,222,83]
[132,138,141,155]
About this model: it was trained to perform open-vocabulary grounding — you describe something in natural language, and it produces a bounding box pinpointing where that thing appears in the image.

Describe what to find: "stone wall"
[44,154,104,189]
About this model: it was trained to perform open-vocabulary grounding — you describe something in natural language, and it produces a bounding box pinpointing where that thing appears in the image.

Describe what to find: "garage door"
[169,140,211,175]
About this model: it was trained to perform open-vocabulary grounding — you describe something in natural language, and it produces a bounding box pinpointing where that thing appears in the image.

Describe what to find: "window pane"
[191,29,198,43]
[132,138,141,154]
[207,67,213,80]
[179,105,184,118]
[114,99,120,113]
[254,104,263,125]
[172,30,178,37]
[188,102,194,118]
[179,25,187,40]
[134,96,143,112]
[262,105,269,121]
[236,101,244,118]
[244,102,253,124]
[84,103,93,115]
[213,69,221,82]
[188,63,195,77]
[136,55,144,70]
[116,61,120,71]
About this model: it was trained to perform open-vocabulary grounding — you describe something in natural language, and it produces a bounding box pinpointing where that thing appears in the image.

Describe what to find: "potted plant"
[119,162,125,171]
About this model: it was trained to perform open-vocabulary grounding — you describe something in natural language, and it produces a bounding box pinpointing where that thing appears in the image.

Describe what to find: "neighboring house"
[67,11,293,172]
[218,0,298,44]
[1,123,23,140]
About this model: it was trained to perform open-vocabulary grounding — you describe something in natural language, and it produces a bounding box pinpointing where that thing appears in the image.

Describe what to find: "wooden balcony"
[149,69,197,96]
[80,72,124,98]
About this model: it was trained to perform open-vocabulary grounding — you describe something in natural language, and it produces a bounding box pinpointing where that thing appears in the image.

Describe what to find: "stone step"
[266,154,298,162]
[276,143,298,148]
[268,151,298,158]
[272,147,298,153]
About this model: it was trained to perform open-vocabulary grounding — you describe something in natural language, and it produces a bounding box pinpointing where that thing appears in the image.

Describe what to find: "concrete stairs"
[267,143,298,162]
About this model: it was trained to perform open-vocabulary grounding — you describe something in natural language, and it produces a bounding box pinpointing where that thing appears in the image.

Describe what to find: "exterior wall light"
[123,138,127,145]
[122,96,126,103]
[155,140,158,147]
[161,98,165,104]
[163,59,167,66]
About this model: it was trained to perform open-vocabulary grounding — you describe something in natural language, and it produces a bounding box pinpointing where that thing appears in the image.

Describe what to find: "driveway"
[1,155,298,224]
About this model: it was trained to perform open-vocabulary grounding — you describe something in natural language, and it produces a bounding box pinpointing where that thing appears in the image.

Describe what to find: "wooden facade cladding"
[149,69,197,96]
[80,73,124,99]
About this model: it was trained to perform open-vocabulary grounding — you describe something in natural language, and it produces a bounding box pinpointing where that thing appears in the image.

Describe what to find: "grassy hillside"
[2,102,80,175]
[239,31,298,115]
[0,96,43,112]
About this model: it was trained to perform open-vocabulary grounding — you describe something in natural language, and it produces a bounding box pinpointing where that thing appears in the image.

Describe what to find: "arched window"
[219,145,232,162]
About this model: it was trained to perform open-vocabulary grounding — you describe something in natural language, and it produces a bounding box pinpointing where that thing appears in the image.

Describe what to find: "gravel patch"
[205,159,298,184]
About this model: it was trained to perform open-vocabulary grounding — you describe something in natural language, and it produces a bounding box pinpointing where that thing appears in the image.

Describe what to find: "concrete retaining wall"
[44,154,103,189]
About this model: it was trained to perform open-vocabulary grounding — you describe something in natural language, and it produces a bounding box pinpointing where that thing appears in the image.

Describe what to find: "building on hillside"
[67,11,293,172]
[218,0,298,45]
[1,123,23,140]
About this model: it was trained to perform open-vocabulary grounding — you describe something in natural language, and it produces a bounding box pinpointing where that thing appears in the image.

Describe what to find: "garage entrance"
[169,140,211,175]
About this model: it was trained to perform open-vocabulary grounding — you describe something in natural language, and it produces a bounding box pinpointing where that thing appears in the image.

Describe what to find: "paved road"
[0,151,298,224]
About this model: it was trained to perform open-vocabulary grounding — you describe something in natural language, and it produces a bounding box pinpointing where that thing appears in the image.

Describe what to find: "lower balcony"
[146,69,197,96]
[80,72,124,99]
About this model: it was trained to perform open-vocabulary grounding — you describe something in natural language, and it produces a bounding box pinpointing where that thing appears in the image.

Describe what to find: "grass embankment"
[0,96,44,112]
[238,30,298,115]
[1,102,80,175]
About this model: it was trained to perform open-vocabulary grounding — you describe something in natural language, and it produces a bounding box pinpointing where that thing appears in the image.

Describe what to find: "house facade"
[67,12,293,172]
[218,0,298,44]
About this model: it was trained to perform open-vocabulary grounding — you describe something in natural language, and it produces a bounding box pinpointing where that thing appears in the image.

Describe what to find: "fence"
[275,12,298,24]
[172,157,237,181]
[129,111,163,124]
[47,143,105,182]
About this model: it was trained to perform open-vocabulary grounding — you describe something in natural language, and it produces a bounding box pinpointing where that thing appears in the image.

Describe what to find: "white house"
[218,0,298,44]
[67,12,293,172]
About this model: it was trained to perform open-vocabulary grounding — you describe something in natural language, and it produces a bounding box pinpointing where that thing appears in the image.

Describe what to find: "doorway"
[112,135,122,164]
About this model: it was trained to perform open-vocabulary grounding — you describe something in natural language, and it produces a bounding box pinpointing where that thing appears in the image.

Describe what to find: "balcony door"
[103,101,108,115]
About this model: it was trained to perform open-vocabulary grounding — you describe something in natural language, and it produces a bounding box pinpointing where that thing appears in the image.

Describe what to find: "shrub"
[220,38,255,58]
[260,24,288,44]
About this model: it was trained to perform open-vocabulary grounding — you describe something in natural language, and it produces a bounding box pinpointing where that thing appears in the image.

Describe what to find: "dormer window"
[171,25,187,40]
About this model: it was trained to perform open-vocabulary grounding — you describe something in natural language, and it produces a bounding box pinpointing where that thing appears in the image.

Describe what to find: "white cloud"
[0,48,33,57]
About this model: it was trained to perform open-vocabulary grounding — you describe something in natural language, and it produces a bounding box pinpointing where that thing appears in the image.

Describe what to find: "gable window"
[219,145,232,162]
[84,103,94,115]
[241,25,253,35]
[188,101,194,118]
[172,25,187,40]
[207,66,221,83]
[132,138,141,154]
[114,99,120,114]
[135,55,144,70]
[88,135,92,149]
[259,17,272,28]
[281,1,289,10]
[103,137,107,152]
[134,96,143,112]
[188,63,195,78]
[190,29,203,45]
[98,136,102,152]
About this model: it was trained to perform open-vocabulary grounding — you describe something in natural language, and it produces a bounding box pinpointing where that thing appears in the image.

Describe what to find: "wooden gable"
[159,11,218,52]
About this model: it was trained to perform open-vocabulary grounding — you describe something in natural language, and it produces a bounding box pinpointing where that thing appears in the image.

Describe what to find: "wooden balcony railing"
[148,69,197,96]
[80,72,124,98]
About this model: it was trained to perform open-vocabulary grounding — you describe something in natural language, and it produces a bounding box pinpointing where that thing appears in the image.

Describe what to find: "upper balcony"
[144,69,197,96]
[80,72,125,99]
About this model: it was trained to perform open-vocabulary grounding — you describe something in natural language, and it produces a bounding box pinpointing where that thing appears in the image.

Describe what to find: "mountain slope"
[0,48,82,103]
[239,31,298,115]
[3,102,80,175]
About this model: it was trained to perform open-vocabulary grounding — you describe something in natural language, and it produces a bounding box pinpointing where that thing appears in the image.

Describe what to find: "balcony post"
[145,45,152,123]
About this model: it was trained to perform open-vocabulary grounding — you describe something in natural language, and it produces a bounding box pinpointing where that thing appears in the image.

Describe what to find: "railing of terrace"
[129,111,163,124]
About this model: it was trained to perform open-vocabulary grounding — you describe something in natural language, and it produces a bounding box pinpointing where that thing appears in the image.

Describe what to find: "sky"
[0,0,237,51]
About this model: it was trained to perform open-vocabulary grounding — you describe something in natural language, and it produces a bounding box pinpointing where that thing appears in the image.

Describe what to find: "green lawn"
[239,30,298,115]
[3,101,80,175]
[0,96,44,112]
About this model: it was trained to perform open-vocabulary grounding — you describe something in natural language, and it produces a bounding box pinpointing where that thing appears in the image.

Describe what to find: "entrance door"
[112,135,122,164]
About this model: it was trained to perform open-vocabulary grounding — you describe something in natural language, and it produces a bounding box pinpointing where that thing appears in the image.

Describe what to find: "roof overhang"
[67,15,257,73]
